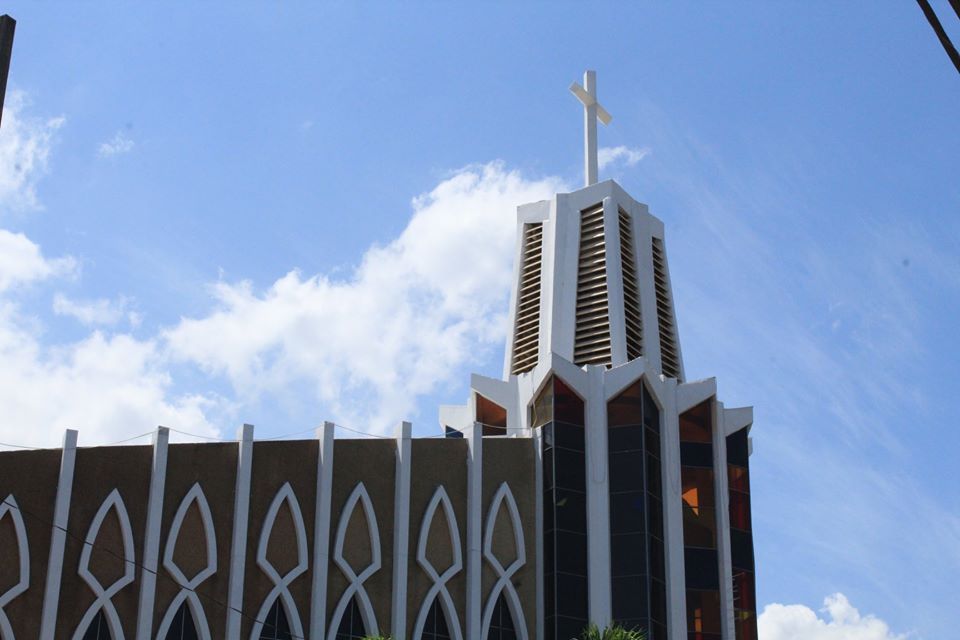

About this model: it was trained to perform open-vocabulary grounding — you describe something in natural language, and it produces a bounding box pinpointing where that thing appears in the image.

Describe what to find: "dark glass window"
[679,400,712,443]
[554,377,585,425]
[486,592,518,640]
[679,442,714,468]
[680,400,722,634]
[261,598,294,640]
[165,602,200,640]
[685,590,722,634]
[335,597,367,640]
[607,379,667,636]
[684,548,720,590]
[477,394,508,436]
[541,376,588,639]
[730,529,755,572]
[729,490,751,531]
[81,610,112,640]
[531,378,554,428]
[421,599,453,640]
[727,426,757,640]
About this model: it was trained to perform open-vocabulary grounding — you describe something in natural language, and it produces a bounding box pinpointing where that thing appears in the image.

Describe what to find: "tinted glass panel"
[643,386,660,430]
[681,468,715,510]
[726,428,749,466]
[610,491,646,534]
[555,530,588,575]
[733,570,756,613]
[610,532,647,577]
[81,610,112,640]
[486,592,518,640]
[422,599,453,640]
[165,602,200,640]
[680,442,714,468]
[552,422,585,452]
[650,578,667,623]
[679,400,712,443]
[728,464,750,493]
[531,377,554,428]
[685,590,722,633]
[609,450,645,492]
[553,489,587,533]
[729,490,751,531]
[730,529,755,571]
[554,448,587,491]
[554,377,585,425]
[608,424,645,452]
[555,573,589,619]
[684,548,720,589]
[612,575,648,621]
[334,597,366,640]
[477,394,508,436]
[608,381,645,427]
[682,505,717,548]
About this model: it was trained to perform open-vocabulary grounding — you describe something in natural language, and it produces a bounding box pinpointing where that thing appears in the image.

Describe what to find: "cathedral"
[0,72,758,640]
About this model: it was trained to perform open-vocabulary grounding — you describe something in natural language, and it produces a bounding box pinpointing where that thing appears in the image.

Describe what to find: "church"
[0,72,758,640]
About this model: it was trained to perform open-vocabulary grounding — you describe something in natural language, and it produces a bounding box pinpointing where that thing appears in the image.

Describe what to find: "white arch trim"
[327,482,381,639]
[0,496,29,640]
[72,489,136,640]
[412,486,463,640]
[480,483,528,640]
[249,482,309,640]
[155,483,217,640]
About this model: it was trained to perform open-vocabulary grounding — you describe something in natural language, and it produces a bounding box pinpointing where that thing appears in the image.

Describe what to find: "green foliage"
[578,622,648,640]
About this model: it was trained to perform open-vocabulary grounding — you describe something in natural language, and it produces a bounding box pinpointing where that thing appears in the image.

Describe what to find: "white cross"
[570,70,612,187]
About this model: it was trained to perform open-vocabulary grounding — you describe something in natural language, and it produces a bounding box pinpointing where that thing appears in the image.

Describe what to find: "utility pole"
[0,15,15,128]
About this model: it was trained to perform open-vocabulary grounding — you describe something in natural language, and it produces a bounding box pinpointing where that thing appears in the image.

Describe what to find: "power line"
[916,0,960,74]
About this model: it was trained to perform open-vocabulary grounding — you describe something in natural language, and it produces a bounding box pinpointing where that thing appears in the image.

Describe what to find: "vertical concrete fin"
[39,428,78,640]
[466,421,483,639]
[310,421,336,640]
[135,426,170,640]
[391,421,413,640]
[224,423,254,637]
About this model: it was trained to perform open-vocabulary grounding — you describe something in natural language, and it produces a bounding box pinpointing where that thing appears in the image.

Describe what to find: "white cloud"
[598,145,650,171]
[97,130,135,157]
[53,293,141,327]
[0,91,65,212]
[0,94,218,448]
[0,229,76,292]
[165,162,567,431]
[0,310,218,447]
[759,594,907,640]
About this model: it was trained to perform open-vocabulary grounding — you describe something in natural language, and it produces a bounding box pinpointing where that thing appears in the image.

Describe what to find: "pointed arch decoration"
[0,495,29,640]
[327,482,381,639]
[154,483,216,640]
[249,483,309,640]
[480,483,528,640]
[71,489,136,640]
[412,486,463,640]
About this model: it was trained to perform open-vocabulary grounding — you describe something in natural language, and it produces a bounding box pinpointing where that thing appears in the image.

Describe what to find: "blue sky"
[0,2,958,639]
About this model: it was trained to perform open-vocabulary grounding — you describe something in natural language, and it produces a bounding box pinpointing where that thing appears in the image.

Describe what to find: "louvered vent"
[652,237,681,379]
[574,204,612,366]
[618,209,643,360]
[510,223,543,375]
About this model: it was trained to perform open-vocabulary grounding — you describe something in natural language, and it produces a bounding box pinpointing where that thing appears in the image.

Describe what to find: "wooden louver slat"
[574,204,612,366]
[510,223,544,375]
[651,237,681,379]
[618,209,643,360]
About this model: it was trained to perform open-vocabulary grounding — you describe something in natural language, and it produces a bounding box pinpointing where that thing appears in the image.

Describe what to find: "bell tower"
[441,71,757,640]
